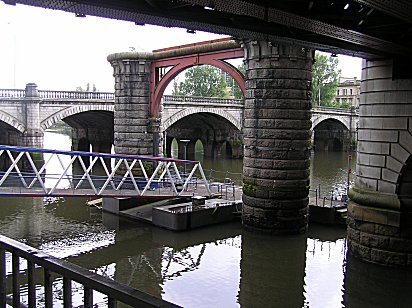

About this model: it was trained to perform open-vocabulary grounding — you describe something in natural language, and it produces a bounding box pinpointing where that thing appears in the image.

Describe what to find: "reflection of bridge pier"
[239,230,307,307]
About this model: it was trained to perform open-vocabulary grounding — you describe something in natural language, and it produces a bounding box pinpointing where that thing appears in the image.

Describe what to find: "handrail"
[38,90,114,100]
[162,95,243,105]
[0,89,25,98]
[0,234,181,307]
[0,88,358,114]
[0,145,212,198]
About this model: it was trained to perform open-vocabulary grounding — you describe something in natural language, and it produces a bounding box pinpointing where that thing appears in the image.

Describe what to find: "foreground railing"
[0,235,180,307]
[0,145,211,198]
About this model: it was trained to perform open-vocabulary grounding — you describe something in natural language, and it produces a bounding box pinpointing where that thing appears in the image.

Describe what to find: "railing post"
[12,254,20,308]
[28,260,36,307]
[0,249,5,308]
[63,277,72,308]
[44,268,53,308]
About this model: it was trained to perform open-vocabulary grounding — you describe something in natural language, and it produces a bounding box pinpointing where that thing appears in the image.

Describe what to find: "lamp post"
[180,139,190,176]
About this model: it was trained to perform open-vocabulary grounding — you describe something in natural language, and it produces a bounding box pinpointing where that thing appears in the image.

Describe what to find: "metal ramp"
[0,145,211,198]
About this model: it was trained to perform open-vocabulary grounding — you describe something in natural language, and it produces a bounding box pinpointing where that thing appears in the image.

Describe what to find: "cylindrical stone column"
[347,59,412,267]
[107,52,154,157]
[241,40,313,234]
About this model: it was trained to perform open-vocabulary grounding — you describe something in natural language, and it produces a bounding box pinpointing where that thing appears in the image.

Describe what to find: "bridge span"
[0,84,358,156]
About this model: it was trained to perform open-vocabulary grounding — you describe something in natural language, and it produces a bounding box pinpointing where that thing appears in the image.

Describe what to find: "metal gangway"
[0,145,211,198]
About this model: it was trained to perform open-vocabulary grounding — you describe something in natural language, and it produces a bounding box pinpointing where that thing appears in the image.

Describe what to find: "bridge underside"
[165,112,242,159]
[313,119,351,152]
[63,110,114,154]
[10,0,412,60]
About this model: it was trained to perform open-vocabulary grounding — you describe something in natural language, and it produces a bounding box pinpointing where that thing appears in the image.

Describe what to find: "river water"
[1,130,412,307]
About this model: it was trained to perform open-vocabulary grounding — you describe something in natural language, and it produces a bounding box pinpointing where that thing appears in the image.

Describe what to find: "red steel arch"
[150,43,244,117]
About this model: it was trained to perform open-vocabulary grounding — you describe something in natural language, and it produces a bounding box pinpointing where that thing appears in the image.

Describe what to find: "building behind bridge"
[336,77,360,108]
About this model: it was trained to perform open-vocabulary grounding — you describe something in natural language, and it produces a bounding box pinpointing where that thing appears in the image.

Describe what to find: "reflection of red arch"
[150,47,245,117]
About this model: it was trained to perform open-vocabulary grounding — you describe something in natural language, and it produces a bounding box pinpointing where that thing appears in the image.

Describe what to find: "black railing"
[0,235,181,308]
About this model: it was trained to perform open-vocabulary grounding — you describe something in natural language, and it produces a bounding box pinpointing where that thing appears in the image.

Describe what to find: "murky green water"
[1,131,412,307]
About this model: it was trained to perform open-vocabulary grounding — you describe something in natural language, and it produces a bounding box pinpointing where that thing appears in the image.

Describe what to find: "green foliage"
[75,83,98,92]
[312,53,340,107]
[175,65,229,98]
[232,63,245,99]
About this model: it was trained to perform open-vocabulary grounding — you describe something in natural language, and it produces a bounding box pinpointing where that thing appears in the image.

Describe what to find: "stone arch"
[398,155,412,209]
[311,115,350,131]
[40,105,114,131]
[0,111,25,133]
[162,107,242,131]
[151,59,245,117]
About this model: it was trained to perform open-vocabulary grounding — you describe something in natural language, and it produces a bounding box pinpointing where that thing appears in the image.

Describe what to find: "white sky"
[0,1,362,92]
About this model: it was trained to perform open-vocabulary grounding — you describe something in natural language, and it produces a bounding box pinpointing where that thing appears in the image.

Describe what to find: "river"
[1,129,411,307]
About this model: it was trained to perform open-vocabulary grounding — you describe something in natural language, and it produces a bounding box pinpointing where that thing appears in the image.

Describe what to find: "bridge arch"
[162,107,242,132]
[150,52,245,117]
[41,105,114,131]
[311,114,350,131]
[0,111,25,133]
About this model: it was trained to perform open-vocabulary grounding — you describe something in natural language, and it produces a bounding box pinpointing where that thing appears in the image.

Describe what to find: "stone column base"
[347,199,412,267]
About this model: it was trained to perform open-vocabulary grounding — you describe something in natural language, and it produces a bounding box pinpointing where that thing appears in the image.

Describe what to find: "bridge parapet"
[38,90,114,100]
[163,95,243,106]
[312,106,359,115]
[0,89,25,98]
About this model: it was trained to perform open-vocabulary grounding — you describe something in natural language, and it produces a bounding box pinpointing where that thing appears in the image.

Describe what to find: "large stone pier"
[347,58,412,266]
[241,41,313,234]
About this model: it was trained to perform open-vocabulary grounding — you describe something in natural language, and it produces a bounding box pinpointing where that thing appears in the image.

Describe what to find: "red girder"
[150,48,245,117]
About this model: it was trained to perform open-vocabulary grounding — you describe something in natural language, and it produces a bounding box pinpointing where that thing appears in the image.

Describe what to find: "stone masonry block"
[357,130,398,143]
[358,141,390,155]
[359,117,407,130]
[357,177,378,191]
[386,156,403,173]
[357,153,385,167]
[382,168,399,183]
[390,143,410,164]
[357,165,381,179]
[360,231,390,249]
[399,131,412,153]
[371,248,406,266]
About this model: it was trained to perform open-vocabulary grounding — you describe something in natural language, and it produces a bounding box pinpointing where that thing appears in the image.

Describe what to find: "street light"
[180,139,190,176]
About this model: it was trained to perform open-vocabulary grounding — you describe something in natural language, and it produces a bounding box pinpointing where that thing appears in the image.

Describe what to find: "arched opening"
[151,54,245,117]
[195,139,204,160]
[225,141,233,158]
[313,119,349,151]
[165,112,240,159]
[0,121,25,172]
[170,138,178,158]
[62,110,114,154]
[398,156,412,211]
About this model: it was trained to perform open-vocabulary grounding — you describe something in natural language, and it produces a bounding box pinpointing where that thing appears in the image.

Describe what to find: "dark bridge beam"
[8,0,412,58]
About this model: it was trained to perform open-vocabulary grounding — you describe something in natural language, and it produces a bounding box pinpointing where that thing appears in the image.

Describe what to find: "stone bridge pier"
[108,52,157,161]
[347,59,412,267]
[21,83,44,149]
[241,40,313,234]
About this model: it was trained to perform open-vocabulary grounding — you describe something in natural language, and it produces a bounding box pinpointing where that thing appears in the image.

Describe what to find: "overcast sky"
[0,1,362,92]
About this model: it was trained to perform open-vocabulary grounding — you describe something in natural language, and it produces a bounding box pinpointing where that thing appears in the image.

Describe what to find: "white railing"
[162,94,244,105]
[0,89,25,98]
[38,90,114,100]
[0,145,211,198]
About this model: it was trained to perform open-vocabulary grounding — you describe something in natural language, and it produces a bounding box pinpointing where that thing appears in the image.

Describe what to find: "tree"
[75,83,98,92]
[231,63,245,99]
[312,53,341,107]
[176,65,229,97]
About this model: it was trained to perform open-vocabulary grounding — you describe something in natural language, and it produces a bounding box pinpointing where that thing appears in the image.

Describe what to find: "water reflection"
[2,130,412,307]
[239,231,307,307]
[344,253,412,308]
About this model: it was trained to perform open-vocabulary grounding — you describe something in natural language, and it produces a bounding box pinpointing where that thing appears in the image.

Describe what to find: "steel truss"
[0,145,211,198]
